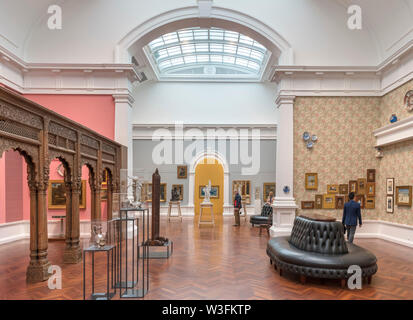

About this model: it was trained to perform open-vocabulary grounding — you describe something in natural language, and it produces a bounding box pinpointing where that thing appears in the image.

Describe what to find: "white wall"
[132,81,278,124]
[2,0,411,67]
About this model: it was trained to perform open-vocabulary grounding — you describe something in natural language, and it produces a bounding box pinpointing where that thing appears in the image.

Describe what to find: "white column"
[113,94,134,174]
[270,95,297,237]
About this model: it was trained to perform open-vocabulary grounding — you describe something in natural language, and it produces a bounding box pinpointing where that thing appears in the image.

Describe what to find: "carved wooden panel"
[49,121,77,141]
[0,102,43,129]
[0,119,40,141]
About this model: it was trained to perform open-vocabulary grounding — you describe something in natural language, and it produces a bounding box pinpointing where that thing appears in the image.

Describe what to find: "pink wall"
[23,94,115,140]
[0,94,115,224]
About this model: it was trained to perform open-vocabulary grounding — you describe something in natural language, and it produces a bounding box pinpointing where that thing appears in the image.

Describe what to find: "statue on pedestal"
[126,175,142,208]
[202,180,212,204]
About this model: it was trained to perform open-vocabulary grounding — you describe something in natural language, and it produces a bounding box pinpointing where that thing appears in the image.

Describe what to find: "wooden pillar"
[63,177,82,263]
[26,119,51,282]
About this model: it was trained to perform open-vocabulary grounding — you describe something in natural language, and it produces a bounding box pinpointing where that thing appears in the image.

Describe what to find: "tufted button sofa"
[266,215,378,287]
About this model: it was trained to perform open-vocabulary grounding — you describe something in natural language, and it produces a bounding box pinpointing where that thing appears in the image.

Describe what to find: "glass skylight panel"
[147,27,268,76]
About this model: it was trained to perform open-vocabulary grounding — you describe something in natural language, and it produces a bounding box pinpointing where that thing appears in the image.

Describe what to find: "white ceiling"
[0,0,412,67]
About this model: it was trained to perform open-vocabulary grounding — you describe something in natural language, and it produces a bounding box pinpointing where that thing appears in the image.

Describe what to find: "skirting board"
[1,219,413,248]
[151,205,255,216]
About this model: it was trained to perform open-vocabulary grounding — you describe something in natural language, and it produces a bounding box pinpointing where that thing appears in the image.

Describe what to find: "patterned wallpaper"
[293,79,413,225]
[376,79,413,225]
[293,96,381,221]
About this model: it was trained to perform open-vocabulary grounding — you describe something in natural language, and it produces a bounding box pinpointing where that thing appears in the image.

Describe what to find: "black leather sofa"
[266,215,378,287]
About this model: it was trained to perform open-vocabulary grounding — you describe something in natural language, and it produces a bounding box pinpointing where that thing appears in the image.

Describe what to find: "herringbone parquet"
[0,216,412,300]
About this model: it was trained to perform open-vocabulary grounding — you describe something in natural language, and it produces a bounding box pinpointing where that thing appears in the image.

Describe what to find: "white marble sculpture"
[202,180,212,204]
[127,175,143,208]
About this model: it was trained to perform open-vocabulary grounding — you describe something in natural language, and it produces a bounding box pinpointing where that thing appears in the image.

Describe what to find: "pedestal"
[168,201,182,222]
[199,202,214,226]
[270,197,297,237]
[83,245,116,300]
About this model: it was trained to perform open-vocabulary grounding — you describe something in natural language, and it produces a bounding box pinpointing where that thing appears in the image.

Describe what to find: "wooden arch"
[0,86,126,283]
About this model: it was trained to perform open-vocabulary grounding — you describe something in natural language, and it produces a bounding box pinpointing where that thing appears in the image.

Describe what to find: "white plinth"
[270,197,297,237]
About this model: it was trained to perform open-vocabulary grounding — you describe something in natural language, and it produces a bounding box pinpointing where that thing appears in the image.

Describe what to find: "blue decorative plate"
[303,132,310,141]
[307,141,314,149]
[311,135,318,142]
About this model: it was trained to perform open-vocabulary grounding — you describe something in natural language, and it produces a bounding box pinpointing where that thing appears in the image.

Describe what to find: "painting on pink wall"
[48,180,86,209]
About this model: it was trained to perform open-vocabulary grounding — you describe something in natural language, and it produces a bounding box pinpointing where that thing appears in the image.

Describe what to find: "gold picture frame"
[177,166,187,179]
[232,180,251,204]
[327,184,339,194]
[48,180,86,209]
[367,169,376,182]
[335,196,345,209]
[305,173,318,190]
[315,195,323,209]
[357,178,367,195]
[355,194,365,209]
[141,183,167,202]
[263,183,276,203]
[339,184,349,195]
[349,180,358,194]
[172,184,184,201]
[323,194,335,209]
[301,201,315,210]
[366,182,375,197]
[366,196,375,209]
[396,186,412,207]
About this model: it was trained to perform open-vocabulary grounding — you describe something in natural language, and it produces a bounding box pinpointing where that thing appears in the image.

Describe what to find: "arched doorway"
[194,157,224,216]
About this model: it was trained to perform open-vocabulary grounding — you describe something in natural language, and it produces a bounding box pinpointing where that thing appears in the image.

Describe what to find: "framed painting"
[396,186,412,207]
[367,169,376,182]
[48,180,86,209]
[327,184,339,194]
[101,169,109,189]
[335,196,345,209]
[386,178,395,195]
[366,196,375,209]
[141,183,167,202]
[172,184,184,201]
[232,180,251,204]
[366,182,375,197]
[263,183,276,203]
[349,180,358,194]
[177,166,187,179]
[315,195,323,209]
[305,173,318,190]
[323,194,335,209]
[301,201,315,210]
[199,185,219,199]
[355,194,365,209]
[339,184,348,195]
[357,178,366,195]
[101,188,107,201]
[386,196,394,213]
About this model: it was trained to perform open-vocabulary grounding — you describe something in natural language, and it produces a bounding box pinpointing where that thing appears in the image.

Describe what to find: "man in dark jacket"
[233,191,242,226]
[342,192,362,243]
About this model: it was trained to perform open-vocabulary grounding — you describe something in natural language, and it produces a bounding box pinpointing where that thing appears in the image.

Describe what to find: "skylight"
[145,27,269,80]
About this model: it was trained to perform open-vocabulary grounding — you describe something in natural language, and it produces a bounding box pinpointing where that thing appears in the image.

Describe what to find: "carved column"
[63,176,82,263]
[26,119,51,282]
[151,169,160,241]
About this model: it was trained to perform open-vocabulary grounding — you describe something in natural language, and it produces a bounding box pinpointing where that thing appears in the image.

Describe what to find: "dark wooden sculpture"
[146,168,169,246]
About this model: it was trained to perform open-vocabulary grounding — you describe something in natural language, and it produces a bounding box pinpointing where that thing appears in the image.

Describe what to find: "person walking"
[233,191,242,226]
[342,192,362,243]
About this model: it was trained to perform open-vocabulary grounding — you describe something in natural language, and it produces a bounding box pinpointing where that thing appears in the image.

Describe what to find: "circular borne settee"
[266,214,378,288]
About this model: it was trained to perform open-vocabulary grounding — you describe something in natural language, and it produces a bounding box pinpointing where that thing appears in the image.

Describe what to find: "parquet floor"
[0,216,412,300]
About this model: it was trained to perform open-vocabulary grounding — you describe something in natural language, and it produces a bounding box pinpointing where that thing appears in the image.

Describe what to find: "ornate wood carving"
[0,86,125,283]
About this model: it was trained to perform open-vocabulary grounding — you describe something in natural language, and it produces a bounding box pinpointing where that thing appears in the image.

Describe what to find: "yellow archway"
[194,157,224,216]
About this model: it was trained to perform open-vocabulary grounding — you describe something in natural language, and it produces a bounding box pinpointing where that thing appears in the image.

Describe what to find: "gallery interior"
[0,0,413,301]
